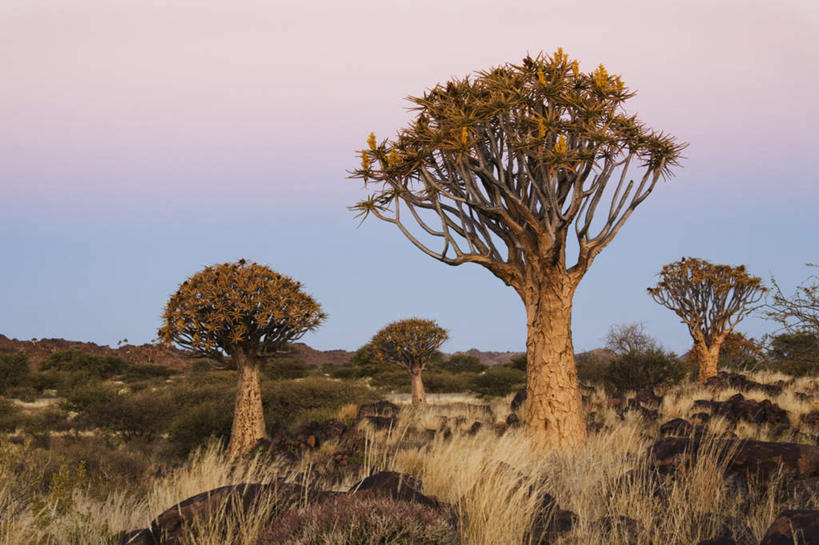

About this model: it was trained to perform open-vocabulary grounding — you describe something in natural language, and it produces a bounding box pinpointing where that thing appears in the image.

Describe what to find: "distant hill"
[0,334,609,370]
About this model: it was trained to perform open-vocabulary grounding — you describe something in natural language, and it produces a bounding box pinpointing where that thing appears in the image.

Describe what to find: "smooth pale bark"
[522,273,587,449]
[410,371,426,406]
[694,341,722,383]
[227,352,267,458]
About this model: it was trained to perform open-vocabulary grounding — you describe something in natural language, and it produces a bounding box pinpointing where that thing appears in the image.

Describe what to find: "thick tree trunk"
[227,352,267,458]
[694,341,721,383]
[410,371,426,406]
[522,274,587,449]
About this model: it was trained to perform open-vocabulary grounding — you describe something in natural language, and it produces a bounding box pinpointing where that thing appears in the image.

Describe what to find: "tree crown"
[350,49,685,290]
[647,257,766,344]
[766,264,819,335]
[158,259,326,361]
[370,318,448,373]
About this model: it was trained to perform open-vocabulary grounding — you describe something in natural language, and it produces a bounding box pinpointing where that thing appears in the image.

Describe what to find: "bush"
[262,377,379,429]
[368,369,411,392]
[39,350,129,379]
[719,332,764,372]
[604,348,690,392]
[508,354,526,371]
[470,366,525,397]
[168,398,233,456]
[422,371,473,393]
[0,354,31,394]
[575,351,611,384]
[122,364,178,381]
[442,354,486,374]
[0,398,21,432]
[78,390,170,440]
[261,495,458,545]
[764,332,819,376]
[264,357,310,380]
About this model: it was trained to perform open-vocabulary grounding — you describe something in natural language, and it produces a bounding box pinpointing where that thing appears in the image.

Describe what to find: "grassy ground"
[0,370,816,545]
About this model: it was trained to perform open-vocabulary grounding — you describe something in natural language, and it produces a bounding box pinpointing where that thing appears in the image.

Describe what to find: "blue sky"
[1,0,817,354]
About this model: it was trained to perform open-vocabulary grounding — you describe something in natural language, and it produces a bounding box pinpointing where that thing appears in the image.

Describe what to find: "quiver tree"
[647,257,766,382]
[766,264,819,335]
[159,259,326,457]
[369,318,448,406]
[350,50,684,448]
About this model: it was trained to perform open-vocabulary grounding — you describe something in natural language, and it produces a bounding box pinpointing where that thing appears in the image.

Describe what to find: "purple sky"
[1,1,817,354]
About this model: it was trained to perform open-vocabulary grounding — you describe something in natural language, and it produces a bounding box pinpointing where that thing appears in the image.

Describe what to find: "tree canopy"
[158,259,326,361]
[370,318,448,374]
[351,49,685,290]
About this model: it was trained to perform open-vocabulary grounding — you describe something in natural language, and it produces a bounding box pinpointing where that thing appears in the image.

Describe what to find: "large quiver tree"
[370,318,448,406]
[647,257,766,382]
[350,50,684,448]
[159,259,326,457]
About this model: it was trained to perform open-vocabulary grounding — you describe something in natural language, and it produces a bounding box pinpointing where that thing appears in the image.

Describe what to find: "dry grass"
[0,370,816,545]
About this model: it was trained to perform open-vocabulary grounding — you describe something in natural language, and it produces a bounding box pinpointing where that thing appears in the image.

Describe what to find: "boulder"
[634,388,663,409]
[506,413,521,427]
[759,510,819,545]
[118,529,154,545]
[530,508,578,544]
[511,388,527,411]
[149,482,338,545]
[646,437,819,483]
[802,410,819,434]
[703,371,784,397]
[349,471,441,509]
[693,393,789,429]
[659,418,694,437]
[357,400,399,420]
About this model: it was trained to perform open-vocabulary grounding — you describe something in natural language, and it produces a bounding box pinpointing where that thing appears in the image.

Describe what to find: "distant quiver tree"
[647,257,766,382]
[350,49,685,448]
[159,259,326,457]
[370,318,448,406]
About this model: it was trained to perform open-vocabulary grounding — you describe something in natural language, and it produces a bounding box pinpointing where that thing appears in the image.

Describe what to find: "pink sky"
[2,0,817,212]
[1,1,817,351]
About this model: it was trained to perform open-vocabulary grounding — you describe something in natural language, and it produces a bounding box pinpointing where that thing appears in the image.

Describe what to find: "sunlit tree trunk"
[227,352,267,458]
[410,371,426,406]
[522,272,587,449]
[694,340,722,383]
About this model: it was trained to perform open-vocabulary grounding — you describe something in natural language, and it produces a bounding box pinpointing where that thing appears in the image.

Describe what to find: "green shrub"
[19,406,73,434]
[442,354,487,373]
[263,357,310,380]
[368,369,411,392]
[122,364,178,381]
[78,391,170,440]
[39,350,129,378]
[0,398,21,432]
[576,352,611,384]
[470,366,526,397]
[763,332,819,376]
[168,398,233,456]
[422,371,473,393]
[191,359,214,373]
[0,354,31,393]
[604,348,690,392]
[61,381,118,412]
[262,377,379,429]
[508,354,527,371]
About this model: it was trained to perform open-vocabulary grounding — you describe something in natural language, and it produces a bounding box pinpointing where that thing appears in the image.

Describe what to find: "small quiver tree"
[370,318,448,406]
[647,257,766,383]
[159,259,326,457]
[350,49,684,448]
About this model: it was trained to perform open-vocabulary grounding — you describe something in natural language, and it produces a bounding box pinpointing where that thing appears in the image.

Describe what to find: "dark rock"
[467,421,482,435]
[692,512,755,545]
[802,410,819,434]
[511,388,527,411]
[357,400,399,420]
[692,393,790,429]
[530,508,578,544]
[119,528,154,545]
[704,371,784,397]
[591,515,646,545]
[646,437,819,484]
[349,471,441,509]
[363,415,397,429]
[149,482,339,545]
[691,412,712,425]
[296,419,347,449]
[506,413,520,427]
[759,510,819,545]
[634,388,663,408]
[659,418,694,437]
